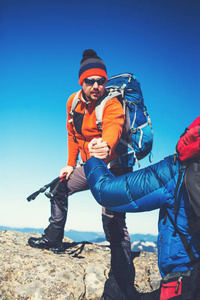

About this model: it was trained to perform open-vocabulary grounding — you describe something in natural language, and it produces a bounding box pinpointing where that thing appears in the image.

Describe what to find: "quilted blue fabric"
[84,155,200,277]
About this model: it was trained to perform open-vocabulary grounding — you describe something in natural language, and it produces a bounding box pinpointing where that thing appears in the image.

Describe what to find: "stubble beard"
[87,91,102,102]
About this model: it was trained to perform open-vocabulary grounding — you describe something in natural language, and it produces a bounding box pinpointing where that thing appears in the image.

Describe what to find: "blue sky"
[1,0,200,235]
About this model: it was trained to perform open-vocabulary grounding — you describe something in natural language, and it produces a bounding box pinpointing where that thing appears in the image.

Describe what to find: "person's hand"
[88,138,110,160]
[60,166,74,180]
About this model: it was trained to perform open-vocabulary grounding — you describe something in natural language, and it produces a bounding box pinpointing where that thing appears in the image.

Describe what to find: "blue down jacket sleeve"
[84,155,180,212]
[84,156,200,278]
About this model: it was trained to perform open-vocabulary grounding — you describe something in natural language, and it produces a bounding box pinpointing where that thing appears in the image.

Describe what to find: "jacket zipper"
[175,276,183,294]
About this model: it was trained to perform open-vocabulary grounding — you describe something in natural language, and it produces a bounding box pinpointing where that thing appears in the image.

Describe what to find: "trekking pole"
[26,174,66,202]
[45,177,63,199]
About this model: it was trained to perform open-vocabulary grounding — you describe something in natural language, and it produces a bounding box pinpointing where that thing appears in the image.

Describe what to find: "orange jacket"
[66,90,125,167]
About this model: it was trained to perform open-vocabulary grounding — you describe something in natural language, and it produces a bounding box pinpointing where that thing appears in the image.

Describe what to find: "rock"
[0,230,161,299]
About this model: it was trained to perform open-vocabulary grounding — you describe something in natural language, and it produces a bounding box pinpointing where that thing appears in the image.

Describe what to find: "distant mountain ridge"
[0,226,157,252]
[131,240,157,253]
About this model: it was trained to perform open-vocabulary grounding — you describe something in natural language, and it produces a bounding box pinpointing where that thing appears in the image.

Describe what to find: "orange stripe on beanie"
[79,49,107,86]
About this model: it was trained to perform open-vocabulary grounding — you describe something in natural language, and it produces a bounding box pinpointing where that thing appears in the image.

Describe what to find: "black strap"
[173,165,187,214]
[166,210,199,266]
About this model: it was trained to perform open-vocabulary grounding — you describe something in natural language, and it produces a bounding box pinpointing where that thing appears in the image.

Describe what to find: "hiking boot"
[28,236,65,253]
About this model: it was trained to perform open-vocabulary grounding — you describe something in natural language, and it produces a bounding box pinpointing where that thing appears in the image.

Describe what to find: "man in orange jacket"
[28,49,140,299]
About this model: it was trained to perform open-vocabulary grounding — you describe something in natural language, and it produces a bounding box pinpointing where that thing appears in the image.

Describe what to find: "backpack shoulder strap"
[173,164,188,214]
[165,208,200,267]
[184,158,200,235]
[69,90,81,117]
[95,91,123,130]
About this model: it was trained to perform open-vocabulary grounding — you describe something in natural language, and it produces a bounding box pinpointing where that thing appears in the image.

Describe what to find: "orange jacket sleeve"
[101,97,125,155]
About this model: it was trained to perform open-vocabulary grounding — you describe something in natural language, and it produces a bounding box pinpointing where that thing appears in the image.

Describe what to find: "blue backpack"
[70,73,153,168]
[97,73,153,167]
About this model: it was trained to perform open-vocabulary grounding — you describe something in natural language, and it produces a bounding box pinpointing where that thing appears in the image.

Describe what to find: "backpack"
[176,116,200,162]
[173,116,200,239]
[70,73,153,168]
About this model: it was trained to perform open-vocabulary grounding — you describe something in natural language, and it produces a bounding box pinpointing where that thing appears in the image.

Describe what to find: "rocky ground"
[0,230,161,299]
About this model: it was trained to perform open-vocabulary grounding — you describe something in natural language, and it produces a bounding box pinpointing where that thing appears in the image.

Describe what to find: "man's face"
[82,76,106,101]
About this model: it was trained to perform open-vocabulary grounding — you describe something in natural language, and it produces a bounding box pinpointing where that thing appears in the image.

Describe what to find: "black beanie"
[79,49,107,86]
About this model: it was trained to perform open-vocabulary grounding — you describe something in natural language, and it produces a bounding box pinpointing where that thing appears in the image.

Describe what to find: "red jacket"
[66,90,125,167]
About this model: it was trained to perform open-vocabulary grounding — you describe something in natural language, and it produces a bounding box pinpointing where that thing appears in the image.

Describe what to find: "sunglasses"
[84,77,106,86]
